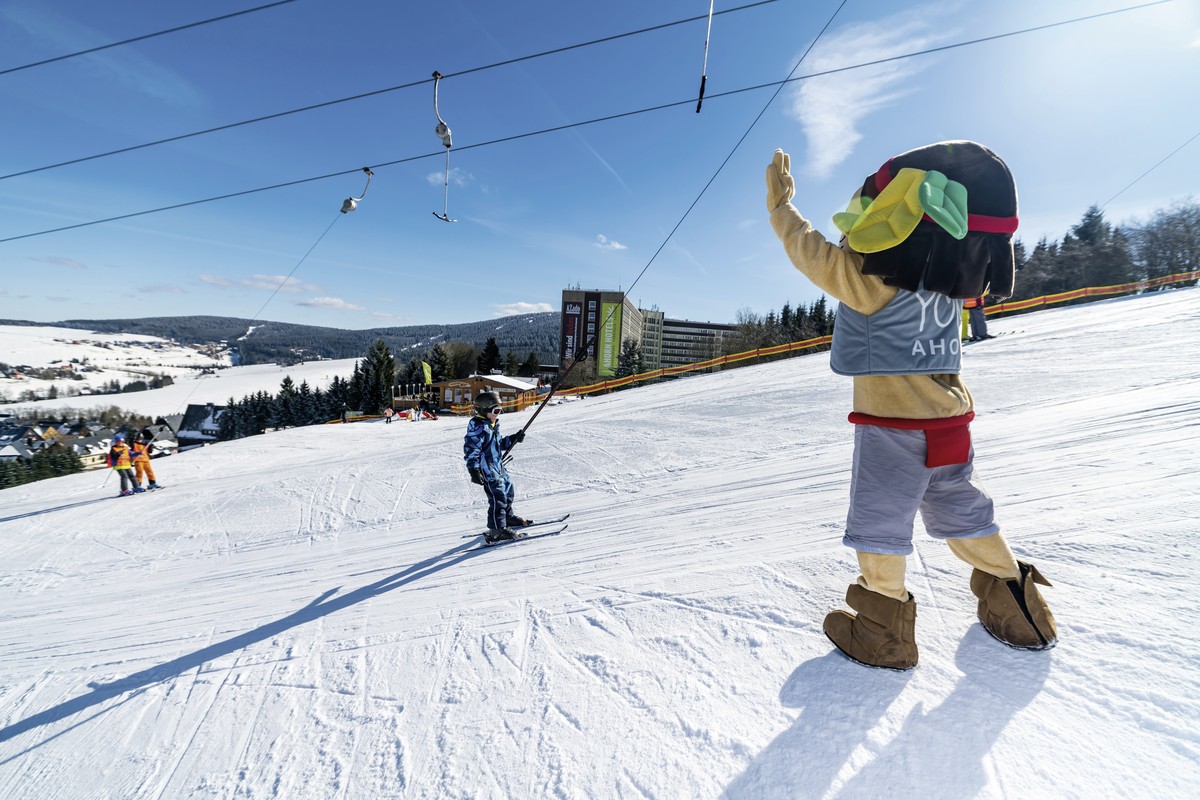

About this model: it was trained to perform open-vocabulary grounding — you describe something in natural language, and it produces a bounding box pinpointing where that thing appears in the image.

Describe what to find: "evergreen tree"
[274,376,298,428]
[518,351,541,378]
[811,296,831,336]
[218,396,239,440]
[296,380,316,425]
[476,337,502,374]
[348,361,365,412]
[364,339,396,414]
[1059,206,1133,291]
[616,339,644,380]
[0,461,21,489]
[792,303,809,339]
[502,351,521,376]
[248,391,272,435]
[427,345,452,382]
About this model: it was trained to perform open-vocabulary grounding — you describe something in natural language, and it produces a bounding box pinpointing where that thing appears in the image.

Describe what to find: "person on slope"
[107,433,138,497]
[463,391,531,543]
[130,430,160,492]
[766,141,1057,669]
[965,295,992,341]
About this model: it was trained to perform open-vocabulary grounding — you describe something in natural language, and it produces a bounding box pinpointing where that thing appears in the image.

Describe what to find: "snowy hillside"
[0,324,361,417]
[1,289,1198,798]
[0,324,232,404]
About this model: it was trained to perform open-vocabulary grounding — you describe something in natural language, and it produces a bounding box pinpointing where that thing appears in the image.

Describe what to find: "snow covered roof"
[469,374,537,392]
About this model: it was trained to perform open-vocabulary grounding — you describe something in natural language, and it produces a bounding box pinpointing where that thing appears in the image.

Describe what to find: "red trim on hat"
[872,160,1018,234]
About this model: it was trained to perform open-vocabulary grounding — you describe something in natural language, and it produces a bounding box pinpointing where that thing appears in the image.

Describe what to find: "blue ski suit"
[463,414,518,530]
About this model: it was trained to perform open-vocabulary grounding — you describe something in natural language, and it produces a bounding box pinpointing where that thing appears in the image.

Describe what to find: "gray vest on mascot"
[830,287,963,376]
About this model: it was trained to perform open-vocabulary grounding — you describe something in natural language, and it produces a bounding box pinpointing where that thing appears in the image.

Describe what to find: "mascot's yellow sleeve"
[769,201,974,420]
[769,202,895,316]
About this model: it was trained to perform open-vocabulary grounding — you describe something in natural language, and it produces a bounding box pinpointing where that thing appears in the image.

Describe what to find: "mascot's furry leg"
[949,534,1058,650]
[824,552,919,670]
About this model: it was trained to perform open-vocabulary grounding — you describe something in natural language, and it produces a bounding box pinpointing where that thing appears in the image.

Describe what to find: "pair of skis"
[464,514,570,550]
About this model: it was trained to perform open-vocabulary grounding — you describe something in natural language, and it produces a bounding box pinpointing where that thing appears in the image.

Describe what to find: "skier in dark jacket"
[463,391,530,543]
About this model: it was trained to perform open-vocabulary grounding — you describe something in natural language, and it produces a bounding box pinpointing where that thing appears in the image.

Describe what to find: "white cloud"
[240,274,323,294]
[138,284,186,295]
[425,167,472,188]
[30,256,86,269]
[594,234,627,251]
[296,297,365,311]
[494,302,554,317]
[199,274,233,287]
[787,7,954,178]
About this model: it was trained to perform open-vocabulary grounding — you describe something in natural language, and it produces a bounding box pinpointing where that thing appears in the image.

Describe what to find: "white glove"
[765,148,796,213]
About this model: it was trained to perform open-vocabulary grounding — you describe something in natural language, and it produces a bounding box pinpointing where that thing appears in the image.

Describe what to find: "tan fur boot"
[824,553,918,670]
[969,561,1058,650]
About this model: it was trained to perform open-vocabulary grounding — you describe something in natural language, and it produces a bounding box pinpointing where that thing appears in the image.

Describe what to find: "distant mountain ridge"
[0,313,561,366]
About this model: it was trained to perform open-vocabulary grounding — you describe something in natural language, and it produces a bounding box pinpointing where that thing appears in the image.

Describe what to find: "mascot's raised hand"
[765,148,795,213]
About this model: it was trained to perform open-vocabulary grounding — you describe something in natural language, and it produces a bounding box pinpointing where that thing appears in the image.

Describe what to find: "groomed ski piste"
[1,288,1198,799]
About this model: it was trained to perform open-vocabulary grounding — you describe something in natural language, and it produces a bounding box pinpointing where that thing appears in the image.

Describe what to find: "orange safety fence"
[555,334,834,399]
[987,269,1198,317]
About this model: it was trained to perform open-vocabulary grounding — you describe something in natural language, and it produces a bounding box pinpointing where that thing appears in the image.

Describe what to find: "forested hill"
[0,313,560,366]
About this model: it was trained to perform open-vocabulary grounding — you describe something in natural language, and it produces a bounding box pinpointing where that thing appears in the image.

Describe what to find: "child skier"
[130,430,160,491]
[463,391,530,543]
[107,433,137,496]
[766,141,1056,669]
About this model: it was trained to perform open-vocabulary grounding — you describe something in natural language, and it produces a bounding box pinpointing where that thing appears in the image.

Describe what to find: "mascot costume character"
[766,141,1057,669]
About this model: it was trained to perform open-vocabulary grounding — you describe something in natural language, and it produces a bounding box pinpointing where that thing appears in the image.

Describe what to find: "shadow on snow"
[0,538,490,759]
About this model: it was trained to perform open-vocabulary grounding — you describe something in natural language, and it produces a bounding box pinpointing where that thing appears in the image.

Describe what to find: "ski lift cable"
[504,0,852,454]
[0,0,303,77]
[0,0,1178,245]
[249,213,343,322]
[696,0,715,113]
[0,0,780,183]
[170,204,347,416]
[1100,130,1200,210]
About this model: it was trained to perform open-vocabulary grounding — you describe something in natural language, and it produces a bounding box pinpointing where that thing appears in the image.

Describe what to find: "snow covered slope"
[1,289,1198,798]
[0,322,361,416]
[0,325,232,404]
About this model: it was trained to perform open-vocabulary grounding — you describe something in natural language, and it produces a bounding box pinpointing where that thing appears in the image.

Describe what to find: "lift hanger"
[696,0,714,112]
[431,71,457,222]
[339,167,374,213]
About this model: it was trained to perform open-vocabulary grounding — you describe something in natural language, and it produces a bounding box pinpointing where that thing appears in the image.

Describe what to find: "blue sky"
[1,0,1197,330]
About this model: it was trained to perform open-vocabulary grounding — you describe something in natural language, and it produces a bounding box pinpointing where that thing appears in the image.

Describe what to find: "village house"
[428,374,540,413]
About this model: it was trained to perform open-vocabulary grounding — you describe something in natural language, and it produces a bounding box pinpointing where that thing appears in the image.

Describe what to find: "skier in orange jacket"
[130,430,160,492]
[107,434,137,496]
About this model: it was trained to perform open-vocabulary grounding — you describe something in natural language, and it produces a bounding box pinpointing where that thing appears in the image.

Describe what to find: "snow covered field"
[0,324,361,417]
[1,288,1198,798]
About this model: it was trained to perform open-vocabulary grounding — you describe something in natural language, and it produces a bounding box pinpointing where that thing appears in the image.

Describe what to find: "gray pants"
[844,424,999,555]
[115,468,137,492]
[968,306,988,339]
